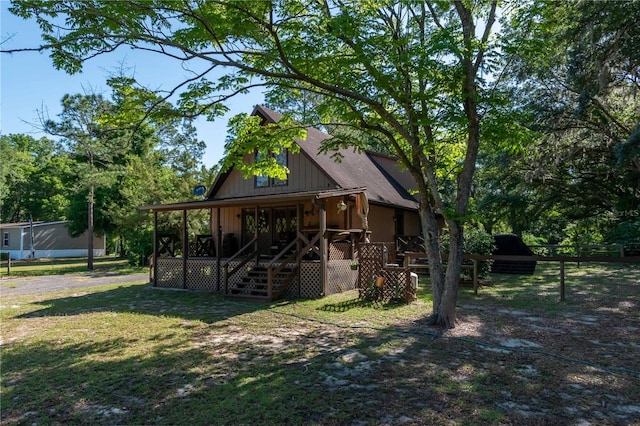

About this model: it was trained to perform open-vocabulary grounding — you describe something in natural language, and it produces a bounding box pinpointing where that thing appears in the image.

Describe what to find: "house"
[140,105,425,300]
[0,220,106,260]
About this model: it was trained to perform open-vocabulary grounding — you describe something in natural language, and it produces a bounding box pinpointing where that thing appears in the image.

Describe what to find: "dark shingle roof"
[253,105,418,211]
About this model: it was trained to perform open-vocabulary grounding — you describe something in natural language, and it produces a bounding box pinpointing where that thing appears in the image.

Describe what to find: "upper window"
[255,149,288,188]
[272,150,288,187]
[3,232,9,247]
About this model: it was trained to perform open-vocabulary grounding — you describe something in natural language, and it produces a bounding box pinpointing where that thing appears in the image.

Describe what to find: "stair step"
[227,264,298,301]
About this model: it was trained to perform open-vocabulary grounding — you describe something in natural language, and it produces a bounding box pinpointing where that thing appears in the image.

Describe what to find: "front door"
[273,207,297,253]
[241,207,297,256]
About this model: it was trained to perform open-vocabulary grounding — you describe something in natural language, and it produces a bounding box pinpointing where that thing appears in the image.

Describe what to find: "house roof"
[140,187,366,212]
[143,105,420,213]
[0,220,68,229]
[246,105,419,210]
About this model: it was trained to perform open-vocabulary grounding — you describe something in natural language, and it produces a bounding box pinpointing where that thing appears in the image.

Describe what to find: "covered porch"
[141,188,372,301]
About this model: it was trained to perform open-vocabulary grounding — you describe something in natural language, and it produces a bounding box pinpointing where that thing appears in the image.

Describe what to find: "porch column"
[319,200,327,296]
[153,211,158,286]
[297,203,302,297]
[183,209,188,290]
[254,206,259,264]
[216,207,221,292]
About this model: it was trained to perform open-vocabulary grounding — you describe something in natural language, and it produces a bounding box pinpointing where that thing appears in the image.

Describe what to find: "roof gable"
[208,105,418,210]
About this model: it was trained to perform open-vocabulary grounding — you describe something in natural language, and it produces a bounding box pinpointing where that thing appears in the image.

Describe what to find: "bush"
[121,228,154,266]
[607,219,640,255]
[440,226,495,280]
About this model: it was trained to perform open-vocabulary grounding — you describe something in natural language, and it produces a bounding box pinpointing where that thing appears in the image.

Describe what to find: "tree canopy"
[1,77,211,265]
[5,0,638,325]
[6,0,511,327]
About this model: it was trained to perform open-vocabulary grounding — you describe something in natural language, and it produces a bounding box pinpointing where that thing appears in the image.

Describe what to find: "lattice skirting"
[156,258,185,289]
[187,258,218,291]
[299,262,322,298]
[357,243,415,303]
[326,260,358,295]
[154,258,345,299]
[156,257,219,291]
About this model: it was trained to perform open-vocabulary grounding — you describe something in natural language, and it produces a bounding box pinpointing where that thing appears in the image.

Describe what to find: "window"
[272,150,288,187]
[3,232,8,247]
[255,149,288,188]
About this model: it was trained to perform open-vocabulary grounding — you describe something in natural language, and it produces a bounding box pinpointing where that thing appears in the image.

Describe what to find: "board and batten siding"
[367,205,396,242]
[212,207,244,238]
[214,151,337,199]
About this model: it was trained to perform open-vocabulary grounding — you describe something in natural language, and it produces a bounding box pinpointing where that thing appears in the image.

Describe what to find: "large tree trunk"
[421,214,464,328]
[439,220,464,328]
[419,191,463,329]
[417,0,484,329]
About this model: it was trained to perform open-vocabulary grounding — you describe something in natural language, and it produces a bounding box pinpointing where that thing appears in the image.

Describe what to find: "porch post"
[153,211,158,287]
[254,206,259,264]
[319,200,327,296]
[297,203,302,297]
[216,207,221,292]
[183,209,188,290]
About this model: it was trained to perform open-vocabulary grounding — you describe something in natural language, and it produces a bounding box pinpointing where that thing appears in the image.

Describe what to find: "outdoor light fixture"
[337,200,347,213]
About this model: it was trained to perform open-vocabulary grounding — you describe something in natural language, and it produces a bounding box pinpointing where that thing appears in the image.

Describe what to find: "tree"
[43,91,123,269]
[0,134,72,223]
[504,0,640,223]
[40,77,209,265]
[5,0,515,328]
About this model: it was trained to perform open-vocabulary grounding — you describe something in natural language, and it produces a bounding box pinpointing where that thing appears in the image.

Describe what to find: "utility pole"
[87,150,94,270]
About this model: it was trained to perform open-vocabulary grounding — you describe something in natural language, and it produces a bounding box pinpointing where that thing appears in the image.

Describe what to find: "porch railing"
[221,228,329,300]
[222,236,258,295]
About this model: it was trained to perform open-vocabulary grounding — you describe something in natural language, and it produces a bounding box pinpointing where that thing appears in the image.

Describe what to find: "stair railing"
[266,237,301,300]
[222,236,258,295]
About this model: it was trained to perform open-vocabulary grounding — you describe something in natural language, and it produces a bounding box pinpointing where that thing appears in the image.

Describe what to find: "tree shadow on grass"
[3,265,640,425]
[3,299,640,425]
[317,296,409,312]
[15,283,268,324]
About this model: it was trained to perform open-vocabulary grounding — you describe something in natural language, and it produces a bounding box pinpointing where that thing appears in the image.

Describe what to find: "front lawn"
[1,262,638,425]
[0,256,144,277]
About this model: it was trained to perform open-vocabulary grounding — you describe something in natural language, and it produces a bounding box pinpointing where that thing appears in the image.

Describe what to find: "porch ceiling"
[139,187,367,212]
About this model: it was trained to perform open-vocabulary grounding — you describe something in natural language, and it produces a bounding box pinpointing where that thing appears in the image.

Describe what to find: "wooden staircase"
[227,265,297,301]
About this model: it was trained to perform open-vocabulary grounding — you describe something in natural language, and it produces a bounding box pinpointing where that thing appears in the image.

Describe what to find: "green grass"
[1,263,639,425]
[0,256,144,277]
[460,261,640,315]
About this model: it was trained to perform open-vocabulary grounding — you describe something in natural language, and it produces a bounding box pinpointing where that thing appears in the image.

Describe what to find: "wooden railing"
[222,236,258,295]
[403,251,640,300]
[297,230,321,261]
[265,238,301,300]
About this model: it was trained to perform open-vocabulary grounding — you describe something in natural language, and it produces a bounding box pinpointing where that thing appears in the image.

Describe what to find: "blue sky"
[1,2,263,168]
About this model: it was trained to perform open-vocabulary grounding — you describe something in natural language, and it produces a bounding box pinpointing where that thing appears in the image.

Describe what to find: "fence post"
[6,257,10,275]
[559,261,565,302]
[472,259,479,296]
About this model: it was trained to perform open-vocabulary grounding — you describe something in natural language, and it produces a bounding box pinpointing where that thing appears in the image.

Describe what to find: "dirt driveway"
[0,272,149,296]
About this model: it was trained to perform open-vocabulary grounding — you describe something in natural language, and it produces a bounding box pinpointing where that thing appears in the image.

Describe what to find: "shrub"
[607,218,640,255]
[440,226,495,280]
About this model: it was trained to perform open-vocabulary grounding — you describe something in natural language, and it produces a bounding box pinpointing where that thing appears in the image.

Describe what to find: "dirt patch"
[182,298,640,424]
[0,272,148,296]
